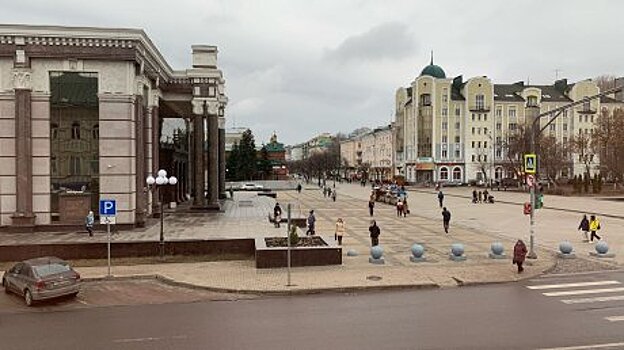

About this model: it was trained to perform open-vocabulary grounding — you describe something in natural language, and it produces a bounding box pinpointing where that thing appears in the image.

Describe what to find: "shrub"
[289,225,300,246]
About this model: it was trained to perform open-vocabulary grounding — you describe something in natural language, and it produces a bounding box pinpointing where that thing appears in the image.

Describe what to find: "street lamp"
[146,169,177,259]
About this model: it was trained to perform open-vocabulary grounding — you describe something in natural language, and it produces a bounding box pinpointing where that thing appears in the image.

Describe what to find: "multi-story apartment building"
[395,57,624,185]
[287,133,335,161]
[341,125,394,181]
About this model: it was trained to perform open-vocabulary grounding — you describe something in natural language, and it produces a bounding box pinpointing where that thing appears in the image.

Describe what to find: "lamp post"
[146,169,178,259]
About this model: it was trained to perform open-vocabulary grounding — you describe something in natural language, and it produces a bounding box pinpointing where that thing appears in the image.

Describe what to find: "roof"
[420,64,446,79]
[493,83,525,102]
[529,85,572,102]
[600,95,620,103]
[265,142,285,152]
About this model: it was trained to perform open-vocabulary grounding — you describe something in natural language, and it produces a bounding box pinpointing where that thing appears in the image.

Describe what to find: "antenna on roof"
[430,50,434,65]
[555,68,562,80]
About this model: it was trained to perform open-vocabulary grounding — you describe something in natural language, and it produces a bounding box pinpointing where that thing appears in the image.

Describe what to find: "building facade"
[341,125,394,181]
[0,24,227,230]
[395,57,624,185]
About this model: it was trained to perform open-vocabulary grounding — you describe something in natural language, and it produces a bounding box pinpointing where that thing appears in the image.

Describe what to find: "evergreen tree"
[238,129,258,180]
[258,146,273,180]
[226,143,241,180]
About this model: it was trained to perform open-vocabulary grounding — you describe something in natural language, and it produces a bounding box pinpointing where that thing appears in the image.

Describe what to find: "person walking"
[513,239,528,273]
[589,215,601,242]
[472,190,478,204]
[437,190,444,208]
[396,198,404,217]
[306,210,316,236]
[368,198,375,217]
[577,214,590,242]
[273,203,282,228]
[296,183,302,193]
[483,189,489,204]
[85,210,94,237]
[331,189,337,202]
[442,207,451,234]
[478,190,483,203]
[335,218,346,246]
[369,220,380,247]
[403,198,409,217]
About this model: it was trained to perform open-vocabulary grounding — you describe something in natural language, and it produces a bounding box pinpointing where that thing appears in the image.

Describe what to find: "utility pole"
[526,85,622,259]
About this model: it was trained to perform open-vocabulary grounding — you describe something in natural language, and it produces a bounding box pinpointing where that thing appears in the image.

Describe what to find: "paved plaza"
[1,182,623,292]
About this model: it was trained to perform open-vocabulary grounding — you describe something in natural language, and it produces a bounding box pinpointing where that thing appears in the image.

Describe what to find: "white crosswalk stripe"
[605,316,624,322]
[542,287,624,297]
[561,295,624,304]
[526,280,621,290]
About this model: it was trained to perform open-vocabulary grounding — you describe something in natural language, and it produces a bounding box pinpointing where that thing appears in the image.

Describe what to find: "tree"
[257,146,273,179]
[538,135,571,184]
[595,75,617,92]
[237,129,258,180]
[570,132,594,177]
[592,108,624,185]
[226,142,241,180]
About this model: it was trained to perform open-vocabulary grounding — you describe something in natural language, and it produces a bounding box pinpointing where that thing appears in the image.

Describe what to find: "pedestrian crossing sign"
[524,154,537,174]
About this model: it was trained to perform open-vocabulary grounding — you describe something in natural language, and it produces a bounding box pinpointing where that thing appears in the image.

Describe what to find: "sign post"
[524,154,537,259]
[286,203,292,287]
[99,200,116,277]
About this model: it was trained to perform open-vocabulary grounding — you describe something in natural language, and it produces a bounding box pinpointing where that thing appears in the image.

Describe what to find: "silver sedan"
[2,257,81,306]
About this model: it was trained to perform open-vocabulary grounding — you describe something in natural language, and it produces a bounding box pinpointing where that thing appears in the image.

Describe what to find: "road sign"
[526,174,535,188]
[524,154,537,174]
[100,216,116,225]
[99,199,117,216]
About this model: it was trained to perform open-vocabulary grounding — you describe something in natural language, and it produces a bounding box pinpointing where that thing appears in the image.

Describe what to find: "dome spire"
[430,50,434,65]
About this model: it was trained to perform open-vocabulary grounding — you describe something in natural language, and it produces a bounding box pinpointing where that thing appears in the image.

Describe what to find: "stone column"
[134,97,147,226]
[192,107,206,208]
[207,112,220,208]
[218,117,226,199]
[11,68,35,226]
[150,99,160,215]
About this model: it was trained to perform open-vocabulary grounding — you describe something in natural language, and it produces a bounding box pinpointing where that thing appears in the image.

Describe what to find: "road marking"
[113,337,162,343]
[527,281,621,290]
[561,295,624,304]
[605,316,624,322]
[543,287,624,297]
[538,341,624,350]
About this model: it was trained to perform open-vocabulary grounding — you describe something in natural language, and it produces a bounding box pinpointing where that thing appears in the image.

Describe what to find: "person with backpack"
[442,207,451,234]
[577,214,590,242]
[589,215,601,242]
[369,220,380,247]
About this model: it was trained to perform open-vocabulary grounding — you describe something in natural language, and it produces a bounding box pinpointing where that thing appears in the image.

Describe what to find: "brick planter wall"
[254,235,342,268]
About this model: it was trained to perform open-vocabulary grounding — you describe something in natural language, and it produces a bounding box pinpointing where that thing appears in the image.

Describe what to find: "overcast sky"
[2,0,622,145]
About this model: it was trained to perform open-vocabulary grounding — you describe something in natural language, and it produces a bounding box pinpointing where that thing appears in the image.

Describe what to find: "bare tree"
[570,131,595,176]
[538,135,571,184]
[595,75,617,92]
[592,107,624,184]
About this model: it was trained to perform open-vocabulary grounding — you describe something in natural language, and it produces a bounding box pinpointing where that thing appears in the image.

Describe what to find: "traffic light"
[523,202,532,215]
[536,194,544,209]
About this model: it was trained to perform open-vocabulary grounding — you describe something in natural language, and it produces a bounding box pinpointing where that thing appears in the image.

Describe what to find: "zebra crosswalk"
[526,278,624,323]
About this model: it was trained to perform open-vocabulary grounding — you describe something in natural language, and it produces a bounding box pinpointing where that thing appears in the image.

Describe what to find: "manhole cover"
[366,275,383,281]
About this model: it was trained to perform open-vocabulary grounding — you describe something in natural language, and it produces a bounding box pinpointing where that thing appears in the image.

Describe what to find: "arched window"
[453,167,462,181]
[71,122,80,140]
[495,167,503,180]
[440,167,449,180]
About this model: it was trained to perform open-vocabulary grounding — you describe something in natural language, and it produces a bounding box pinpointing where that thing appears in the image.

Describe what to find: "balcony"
[469,105,491,112]
[525,102,540,108]
[577,107,597,114]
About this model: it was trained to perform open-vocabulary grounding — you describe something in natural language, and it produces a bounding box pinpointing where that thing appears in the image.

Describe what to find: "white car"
[239,183,264,190]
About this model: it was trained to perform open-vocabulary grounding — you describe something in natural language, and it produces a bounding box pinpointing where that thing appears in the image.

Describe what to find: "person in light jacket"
[335,218,346,245]
[85,211,94,237]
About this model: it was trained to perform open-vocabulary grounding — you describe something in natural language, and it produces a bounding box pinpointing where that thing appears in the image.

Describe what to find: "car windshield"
[32,263,71,277]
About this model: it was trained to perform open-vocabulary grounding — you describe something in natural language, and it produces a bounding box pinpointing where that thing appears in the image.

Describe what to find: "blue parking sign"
[99,199,117,216]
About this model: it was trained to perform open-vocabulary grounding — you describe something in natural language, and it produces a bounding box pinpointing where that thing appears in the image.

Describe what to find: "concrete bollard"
[450,243,467,261]
[346,249,359,257]
[557,241,576,259]
[369,245,385,264]
[590,241,615,258]
[489,242,506,259]
[410,244,426,262]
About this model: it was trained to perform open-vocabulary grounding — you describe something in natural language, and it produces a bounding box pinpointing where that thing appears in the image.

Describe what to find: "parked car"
[2,257,81,306]
[239,183,264,190]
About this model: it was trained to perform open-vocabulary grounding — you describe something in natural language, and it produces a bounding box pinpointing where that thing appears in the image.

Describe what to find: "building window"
[455,149,461,159]
[495,167,503,179]
[527,95,538,107]
[472,141,475,148]
[563,123,567,131]
[420,94,431,106]
[472,154,476,162]
[442,122,448,130]
[453,167,462,180]
[472,114,475,121]
[591,115,594,123]
[563,136,568,144]
[495,149,502,158]
[509,123,517,131]
[472,127,475,135]
[484,114,488,121]
[71,122,81,140]
[496,107,502,117]
[579,115,583,123]
[442,94,448,103]
[455,136,460,143]
[478,114,481,121]
[478,141,481,148]
[442,150,448,159]
[549,124,556,131]
[51,156,57,175]
[440,167,449,180]
[70,156,81,175]
[483,155,487,162]
[455,122,460,130]
[509,108,516,118]
[496,122,501,130]
[484,141,488,148]
[476,94,484,109]
[484,127,488,134]
[442,135,448,143]
[442,108,448,116]
[455,106,461,116]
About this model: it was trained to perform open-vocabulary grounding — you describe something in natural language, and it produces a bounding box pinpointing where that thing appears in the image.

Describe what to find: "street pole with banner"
[286,203,292,286]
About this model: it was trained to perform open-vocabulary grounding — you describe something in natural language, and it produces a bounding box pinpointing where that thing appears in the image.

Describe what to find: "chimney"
[192,45,218,68]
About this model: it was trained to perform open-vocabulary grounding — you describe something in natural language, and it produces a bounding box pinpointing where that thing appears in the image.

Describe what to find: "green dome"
[420,64,446,79]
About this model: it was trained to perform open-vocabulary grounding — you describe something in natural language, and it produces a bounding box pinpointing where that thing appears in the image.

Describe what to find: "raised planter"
[267,215,307,228]
[255,235,342,268]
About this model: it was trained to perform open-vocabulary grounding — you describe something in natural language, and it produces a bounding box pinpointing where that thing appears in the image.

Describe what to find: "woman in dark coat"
[369,220,380,247]
[577,215,589,242]
[513,239,528,273]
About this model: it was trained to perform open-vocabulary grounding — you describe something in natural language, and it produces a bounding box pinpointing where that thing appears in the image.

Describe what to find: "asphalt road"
[2,271,624,350]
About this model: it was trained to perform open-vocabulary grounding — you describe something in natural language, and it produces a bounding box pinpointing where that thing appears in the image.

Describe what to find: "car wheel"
[24,289,33,306]
[2,278,9,294]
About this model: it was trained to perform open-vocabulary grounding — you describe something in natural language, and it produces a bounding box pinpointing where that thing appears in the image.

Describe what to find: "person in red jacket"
[513,240,528,273]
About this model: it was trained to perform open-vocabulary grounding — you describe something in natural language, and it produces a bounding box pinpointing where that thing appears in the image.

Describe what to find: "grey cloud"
[324,22,418,63]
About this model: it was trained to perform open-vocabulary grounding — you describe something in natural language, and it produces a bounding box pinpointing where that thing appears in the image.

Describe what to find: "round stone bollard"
[450,243,467,261]
[410,244,426,263]
[369,246,385,264]
[347,249,359,257]
[489,242,506,259]
[590,241,615,258]
[557,241,576,259]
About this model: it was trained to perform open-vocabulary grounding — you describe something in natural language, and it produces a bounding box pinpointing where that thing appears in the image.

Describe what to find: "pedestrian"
[369,220,380,247]
[403,198,409,217]
[306,210,316,236]
[472,190,478,204]
[513,239,528,273]
[368,198,375,217]
[335,217,345,245]
[297,183,302,193]
[589,215,601,242]
[331,189,337,202]
[229,186,234,199]
[437,190,444,208]
[273,203,282,228]
[478,190,483,203]
[577,214,590,242]
[396,198,404,217]
[85,210,94,237]
[442,207,451,234]
[483,189,489,204]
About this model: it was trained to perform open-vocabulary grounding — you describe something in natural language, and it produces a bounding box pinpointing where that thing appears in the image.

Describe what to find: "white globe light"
[146,175,156,185]
[155,176,166,185]
[157,169,167,178]
[169,176,178,185]
[162,177,169,185]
